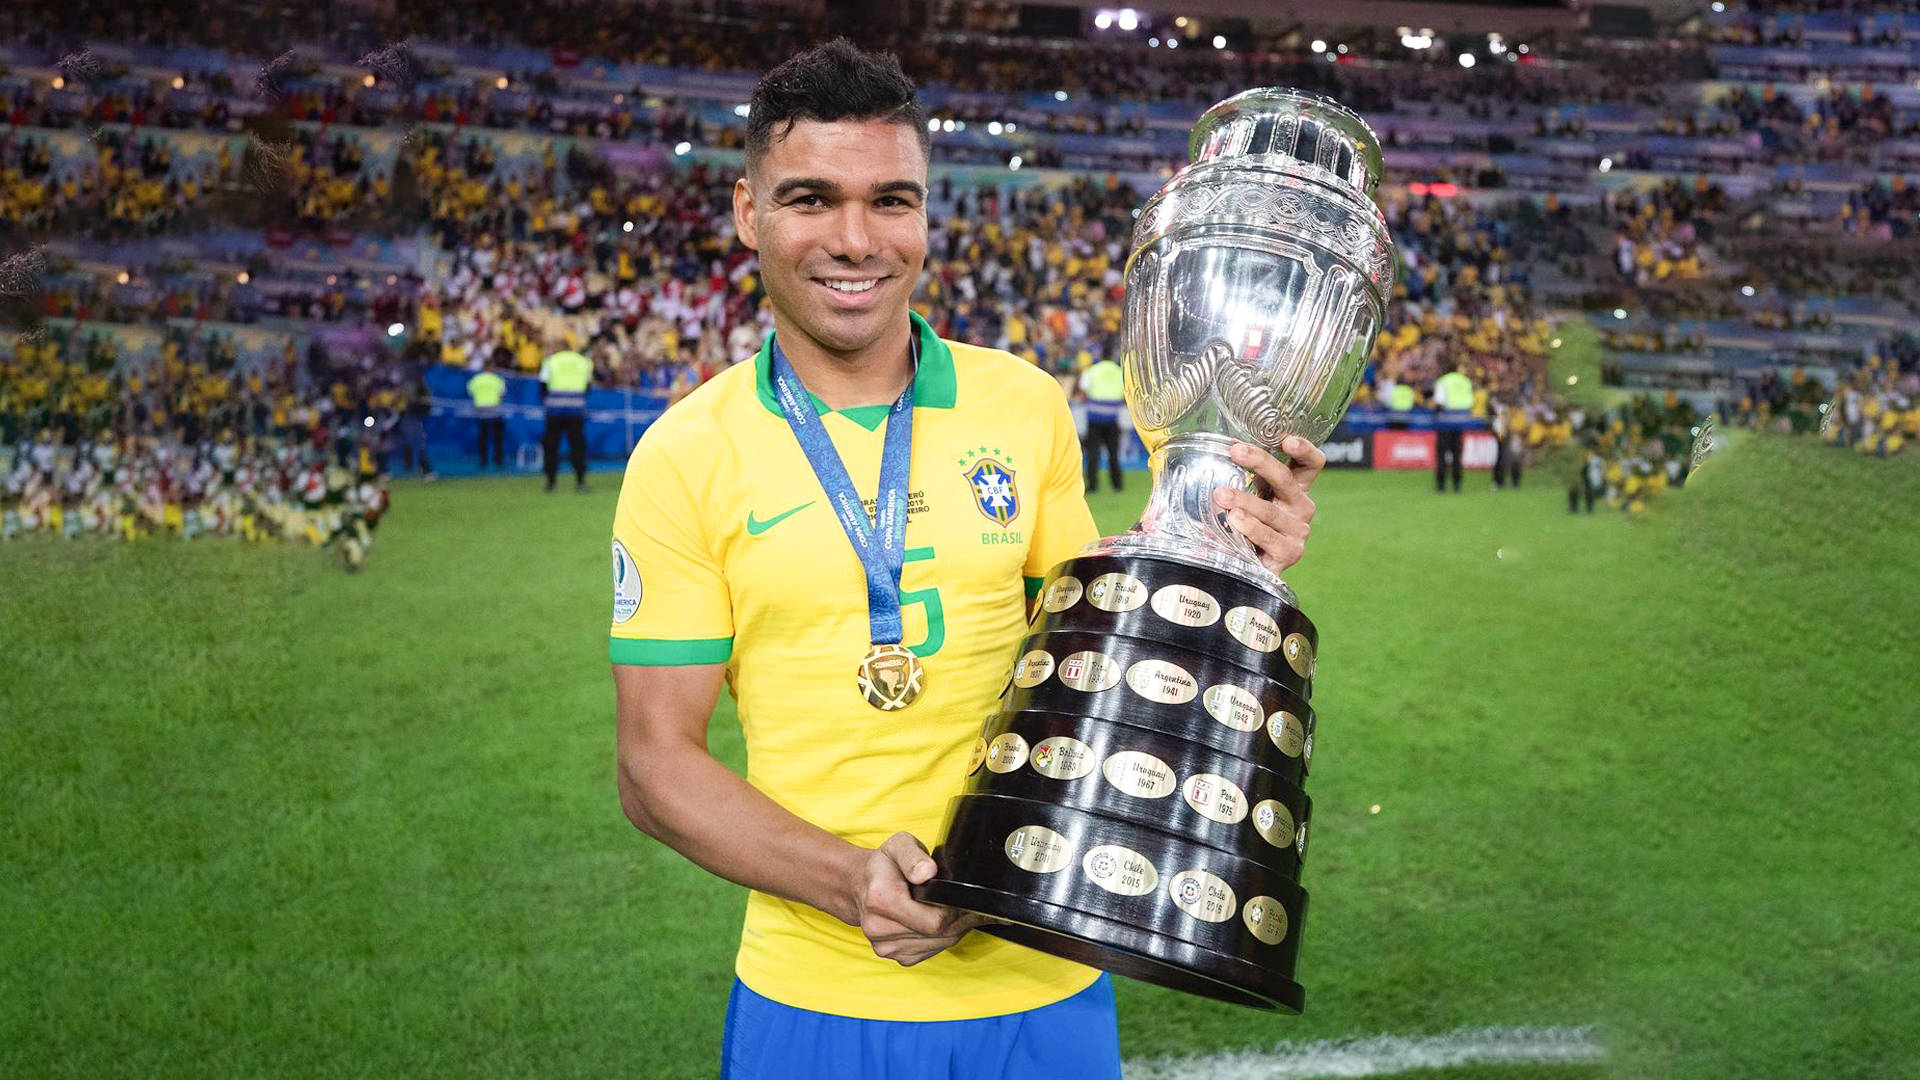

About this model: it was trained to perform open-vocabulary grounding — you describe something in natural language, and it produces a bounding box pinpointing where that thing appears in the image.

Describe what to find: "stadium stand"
[2,0,1914,550]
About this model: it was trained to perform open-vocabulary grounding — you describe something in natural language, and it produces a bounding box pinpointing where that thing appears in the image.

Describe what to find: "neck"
[773,311,914,411]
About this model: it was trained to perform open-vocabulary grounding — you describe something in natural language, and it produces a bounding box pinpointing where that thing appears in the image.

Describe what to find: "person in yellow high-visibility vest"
[1431,363,1473,494]
[1075,354,1126,493]
[468,358,508,471]
[539,338,594,493]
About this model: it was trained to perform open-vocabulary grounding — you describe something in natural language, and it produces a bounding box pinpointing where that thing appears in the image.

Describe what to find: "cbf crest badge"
[958,447,1020,528]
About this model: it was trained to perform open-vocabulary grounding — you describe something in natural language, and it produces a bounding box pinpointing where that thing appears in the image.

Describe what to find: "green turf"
[3,435,1914,1079]
[1544,316,1620,415]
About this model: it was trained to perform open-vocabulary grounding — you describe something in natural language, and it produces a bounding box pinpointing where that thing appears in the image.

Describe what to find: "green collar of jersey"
[753,310,957,431]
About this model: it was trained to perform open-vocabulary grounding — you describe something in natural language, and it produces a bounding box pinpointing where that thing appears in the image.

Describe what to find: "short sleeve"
[608,431,734,665]
[1023,377,1099,596]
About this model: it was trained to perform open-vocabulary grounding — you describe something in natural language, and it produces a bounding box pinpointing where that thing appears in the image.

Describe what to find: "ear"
[733,176,759,252]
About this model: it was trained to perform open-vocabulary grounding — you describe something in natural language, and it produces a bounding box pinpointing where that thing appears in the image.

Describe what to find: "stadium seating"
[2,0,1913,540]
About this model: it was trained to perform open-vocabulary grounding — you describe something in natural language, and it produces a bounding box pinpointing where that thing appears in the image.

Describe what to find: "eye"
[877,196,910,207]
[790,194,824,207]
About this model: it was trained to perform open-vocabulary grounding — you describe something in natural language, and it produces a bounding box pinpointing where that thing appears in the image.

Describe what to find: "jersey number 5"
[900,546,945,659]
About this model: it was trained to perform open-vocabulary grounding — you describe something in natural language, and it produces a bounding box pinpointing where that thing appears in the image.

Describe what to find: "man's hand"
[1214,435,1326,576]
[850,832,987,967]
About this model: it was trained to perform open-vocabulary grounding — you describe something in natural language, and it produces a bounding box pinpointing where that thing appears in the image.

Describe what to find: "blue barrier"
[1072,408,1483,476]
[1340,409,1487,432]
[415,367,1483,479]
[422,365,669,474]
[421,367,1154,478]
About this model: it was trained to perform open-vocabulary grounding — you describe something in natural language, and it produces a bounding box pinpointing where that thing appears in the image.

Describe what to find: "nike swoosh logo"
[746,501,815,536]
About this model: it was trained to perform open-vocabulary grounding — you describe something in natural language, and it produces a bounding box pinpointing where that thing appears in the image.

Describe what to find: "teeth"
[824,279,878,293]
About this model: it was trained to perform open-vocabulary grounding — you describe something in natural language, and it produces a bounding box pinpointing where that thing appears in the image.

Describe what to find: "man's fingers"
[1226,437,1326,498]
[865,875,954,937]
[1280,435,1327,491]
[1227,441,1295,498]
[864,879,982,940]
[863,905,946,940]
[879,831,937,885]
[949,910,992,935]
[864,855,955,938]
[1225,505,1287,551]
[1234,494,1309,547]
[1226,507,1304,576]
[863,901,979,953]
[860,833,988,961]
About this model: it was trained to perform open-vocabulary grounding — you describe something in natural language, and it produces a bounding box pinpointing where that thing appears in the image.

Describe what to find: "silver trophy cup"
[917,88,1396,1011]
[1099,86,1395,598]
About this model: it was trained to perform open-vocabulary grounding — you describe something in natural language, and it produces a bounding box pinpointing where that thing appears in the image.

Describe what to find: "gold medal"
[858,643,925,710]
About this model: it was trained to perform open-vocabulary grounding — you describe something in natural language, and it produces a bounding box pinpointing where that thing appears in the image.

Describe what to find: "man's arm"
[613,663,982,966]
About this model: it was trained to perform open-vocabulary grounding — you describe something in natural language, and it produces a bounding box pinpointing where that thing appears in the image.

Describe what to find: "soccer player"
[610,39,1325,1080]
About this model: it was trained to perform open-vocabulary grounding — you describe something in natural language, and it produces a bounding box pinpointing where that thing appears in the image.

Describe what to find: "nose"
[825,202,877,264]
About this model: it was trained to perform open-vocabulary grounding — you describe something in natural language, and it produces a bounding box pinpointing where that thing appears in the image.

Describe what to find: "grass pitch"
[3,435,1914,1079]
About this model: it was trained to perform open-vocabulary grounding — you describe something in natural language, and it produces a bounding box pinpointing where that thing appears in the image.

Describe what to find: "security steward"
[468,353,508,471]
[1432,362,1474,494]
[538,335,594,493]
[1076,354,1126,494]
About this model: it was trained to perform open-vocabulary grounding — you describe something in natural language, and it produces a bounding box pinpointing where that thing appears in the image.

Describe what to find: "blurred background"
[1,0,1914,1077]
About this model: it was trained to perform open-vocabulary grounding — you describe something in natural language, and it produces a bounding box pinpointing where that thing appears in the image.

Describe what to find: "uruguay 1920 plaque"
[912,87,1396,1012]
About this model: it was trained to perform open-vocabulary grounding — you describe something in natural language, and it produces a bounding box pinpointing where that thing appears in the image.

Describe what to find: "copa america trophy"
[912,88,1395,1011]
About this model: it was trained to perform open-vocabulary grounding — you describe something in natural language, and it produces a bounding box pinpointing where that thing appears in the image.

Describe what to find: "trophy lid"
[1187,88,1385,199]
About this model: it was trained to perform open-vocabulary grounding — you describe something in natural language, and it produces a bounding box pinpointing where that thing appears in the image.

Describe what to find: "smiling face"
[734,118,929,360]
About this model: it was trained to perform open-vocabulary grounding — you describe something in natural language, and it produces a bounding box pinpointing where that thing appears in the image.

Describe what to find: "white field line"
[1125,1025,1605,1080]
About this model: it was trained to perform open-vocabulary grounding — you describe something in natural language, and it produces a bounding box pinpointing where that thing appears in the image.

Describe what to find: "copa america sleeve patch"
[611,539,642,623]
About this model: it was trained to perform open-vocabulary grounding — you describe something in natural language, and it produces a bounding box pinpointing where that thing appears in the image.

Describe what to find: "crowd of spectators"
[414,156,752,395]
[1709,5,1920,47]
[1,0,1913,542]
[1833,174,1920,238]
[403,146,1155,397]
[1358,190,1572,457]
[1731,240,1920,309]
[1605,178,1725,288]
[0,332,397,564]
[1557,393,1699,516]
[0,126,227,238]
[1722,333,1919,450]
[0,314,467,557]
[1566,329,1917,516]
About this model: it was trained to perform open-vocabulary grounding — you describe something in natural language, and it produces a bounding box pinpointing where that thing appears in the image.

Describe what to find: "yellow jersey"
[609,311,1101,1021]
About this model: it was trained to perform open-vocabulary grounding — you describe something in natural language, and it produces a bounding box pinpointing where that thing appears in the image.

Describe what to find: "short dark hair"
[745,38,930,178]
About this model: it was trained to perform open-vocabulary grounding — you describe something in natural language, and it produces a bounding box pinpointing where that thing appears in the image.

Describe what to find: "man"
[1491,397,1523,490]
[610,39,1325,1080]
[1432,361,1472,493]
[468,355,508,471]
[394,365,437,483]
[1076,353,1126,494]
[538,334,592,492]
[1385,375,1415,429]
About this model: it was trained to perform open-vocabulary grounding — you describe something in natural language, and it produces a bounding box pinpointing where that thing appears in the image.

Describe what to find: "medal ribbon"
[768,331,917,646]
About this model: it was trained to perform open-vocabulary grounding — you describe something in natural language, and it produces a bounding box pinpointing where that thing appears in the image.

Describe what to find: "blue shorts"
[719,973,1122,1080]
